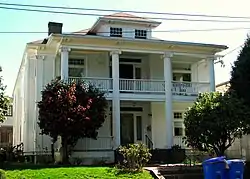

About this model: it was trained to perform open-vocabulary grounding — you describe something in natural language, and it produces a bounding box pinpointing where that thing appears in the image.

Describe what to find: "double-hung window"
[68,58,85,77]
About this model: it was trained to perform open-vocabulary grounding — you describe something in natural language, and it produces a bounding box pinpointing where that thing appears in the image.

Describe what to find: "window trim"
[110,27,123,37]
[135,29,147,39]
[68,57,87,77]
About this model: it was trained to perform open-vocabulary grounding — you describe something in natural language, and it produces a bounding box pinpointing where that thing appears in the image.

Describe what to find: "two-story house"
[12,13,227,163]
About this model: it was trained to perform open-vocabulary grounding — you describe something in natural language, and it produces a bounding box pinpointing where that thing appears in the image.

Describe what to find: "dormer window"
[110,27,122,37]
[135,29,147,39]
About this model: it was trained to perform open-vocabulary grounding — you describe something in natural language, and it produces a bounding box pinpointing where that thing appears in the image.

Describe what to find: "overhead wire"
[1,5,250,23]
[1,2,250,20]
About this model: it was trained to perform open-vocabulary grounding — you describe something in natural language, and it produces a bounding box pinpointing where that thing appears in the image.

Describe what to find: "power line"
[2,6,250,23]
[222,44,243,57]
[1,2,250,20]
[0,27,250,34]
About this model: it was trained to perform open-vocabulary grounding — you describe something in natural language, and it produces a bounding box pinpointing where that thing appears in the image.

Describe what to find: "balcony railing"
[68,77,210,96]
[74,136,114,151]
[119,79,165,92]
[172,81,210,96]
[68,77,112,92]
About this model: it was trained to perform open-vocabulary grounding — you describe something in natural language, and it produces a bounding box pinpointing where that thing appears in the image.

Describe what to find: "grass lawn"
[4,167,153,179]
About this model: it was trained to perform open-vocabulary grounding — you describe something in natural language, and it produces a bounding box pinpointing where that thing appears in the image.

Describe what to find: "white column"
[111,50,121,149]
[34,54,44,163]
[60,47,70,81]
[163,52,174,148]
[208,57,215,91]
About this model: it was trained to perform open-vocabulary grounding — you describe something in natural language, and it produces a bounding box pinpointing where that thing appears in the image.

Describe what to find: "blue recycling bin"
[202,156,228,179]
[227,159,245,179]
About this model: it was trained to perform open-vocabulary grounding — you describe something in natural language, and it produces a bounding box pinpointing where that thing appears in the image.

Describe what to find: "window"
[174,112,183,119]
[174,122,184,136]
[135,29,147,39]
[136,116,142,140]
[68,59,85,77]
[110,27,122,37]
[173,73,191,82]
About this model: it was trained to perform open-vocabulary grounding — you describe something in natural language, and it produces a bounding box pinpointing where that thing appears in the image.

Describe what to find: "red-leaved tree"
[37,78,108,163]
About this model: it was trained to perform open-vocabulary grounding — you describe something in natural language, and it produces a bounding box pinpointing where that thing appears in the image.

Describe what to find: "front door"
[120,113,134,146]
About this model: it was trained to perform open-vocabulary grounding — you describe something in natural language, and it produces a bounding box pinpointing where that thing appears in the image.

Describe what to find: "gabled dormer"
[87,13,161,39]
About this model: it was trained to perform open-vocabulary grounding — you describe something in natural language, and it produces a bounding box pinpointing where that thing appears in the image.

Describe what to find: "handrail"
[145,134,153,149]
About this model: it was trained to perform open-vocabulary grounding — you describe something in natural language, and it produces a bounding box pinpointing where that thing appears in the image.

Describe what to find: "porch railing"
[68,77,210,96]
[74,136,114,151]
[172,81,210,96]
[173,136,188,149]
[68,77,112,92]
[119,79,165,92]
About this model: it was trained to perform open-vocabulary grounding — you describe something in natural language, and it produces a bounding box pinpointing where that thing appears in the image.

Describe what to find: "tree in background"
[38,79,108,163]
[184,92,250,156]
[0,66,10,122]
[230,36,250,106]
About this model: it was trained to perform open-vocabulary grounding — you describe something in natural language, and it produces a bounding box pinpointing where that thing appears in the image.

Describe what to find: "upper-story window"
[4,105,13,116]
[135,29,147,39]
[110,27,122,37]
[68,59,85,77]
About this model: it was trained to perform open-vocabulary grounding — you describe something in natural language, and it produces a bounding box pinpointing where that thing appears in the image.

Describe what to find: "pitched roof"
[71,28,90,35]
[28,39,44,44]
[102,12,160,23]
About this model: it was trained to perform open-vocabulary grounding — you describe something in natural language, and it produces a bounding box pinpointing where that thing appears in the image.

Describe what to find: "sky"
[0,0,250,96]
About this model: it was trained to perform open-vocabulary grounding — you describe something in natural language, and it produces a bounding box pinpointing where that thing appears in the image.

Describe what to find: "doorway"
[120,113,143,146]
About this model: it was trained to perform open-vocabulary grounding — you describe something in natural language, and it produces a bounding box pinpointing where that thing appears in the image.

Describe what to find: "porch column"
[163,52,174,148]
[208,57,216,91]
[111,50,121,148]
[60,47,70,81]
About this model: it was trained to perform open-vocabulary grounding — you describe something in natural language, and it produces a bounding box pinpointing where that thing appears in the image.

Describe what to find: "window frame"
[110,27,123,37]
[135,29,147,39]
[68,58,86,77]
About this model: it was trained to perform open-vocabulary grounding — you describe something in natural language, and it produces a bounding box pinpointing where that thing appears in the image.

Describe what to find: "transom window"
[173,112,183,119]
[68,58,85,77]
[110,27,122,37]
[135,29,147,39]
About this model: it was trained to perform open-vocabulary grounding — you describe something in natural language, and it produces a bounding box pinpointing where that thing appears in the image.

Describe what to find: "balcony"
[68,77,210,96]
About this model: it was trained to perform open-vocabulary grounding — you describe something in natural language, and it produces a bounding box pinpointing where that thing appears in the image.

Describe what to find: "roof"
[216,80,230,88]
[72,28,90,35]
[103,12,156,22]
[28,39,44,44]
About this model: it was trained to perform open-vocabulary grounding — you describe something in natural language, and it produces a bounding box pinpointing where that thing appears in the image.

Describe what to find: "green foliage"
[118,143,152,171]
[37,78,108,163]
[230,36,250,107]
[0,169,6,179]
[184,92,250,156]
[0,67,10,123]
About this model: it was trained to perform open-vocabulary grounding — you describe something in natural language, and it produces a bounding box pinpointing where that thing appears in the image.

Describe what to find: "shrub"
[0,169,6,179]
[118,143,151,171]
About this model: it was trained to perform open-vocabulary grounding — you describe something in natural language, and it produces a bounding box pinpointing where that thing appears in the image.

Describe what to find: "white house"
[12,13,227,163]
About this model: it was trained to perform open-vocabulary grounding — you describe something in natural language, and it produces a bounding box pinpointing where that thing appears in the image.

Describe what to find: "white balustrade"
[74,136,114,151]
[119,79,165,92]
[67,77,210,96]
[68,77,113,92]
[172,81,210,96]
